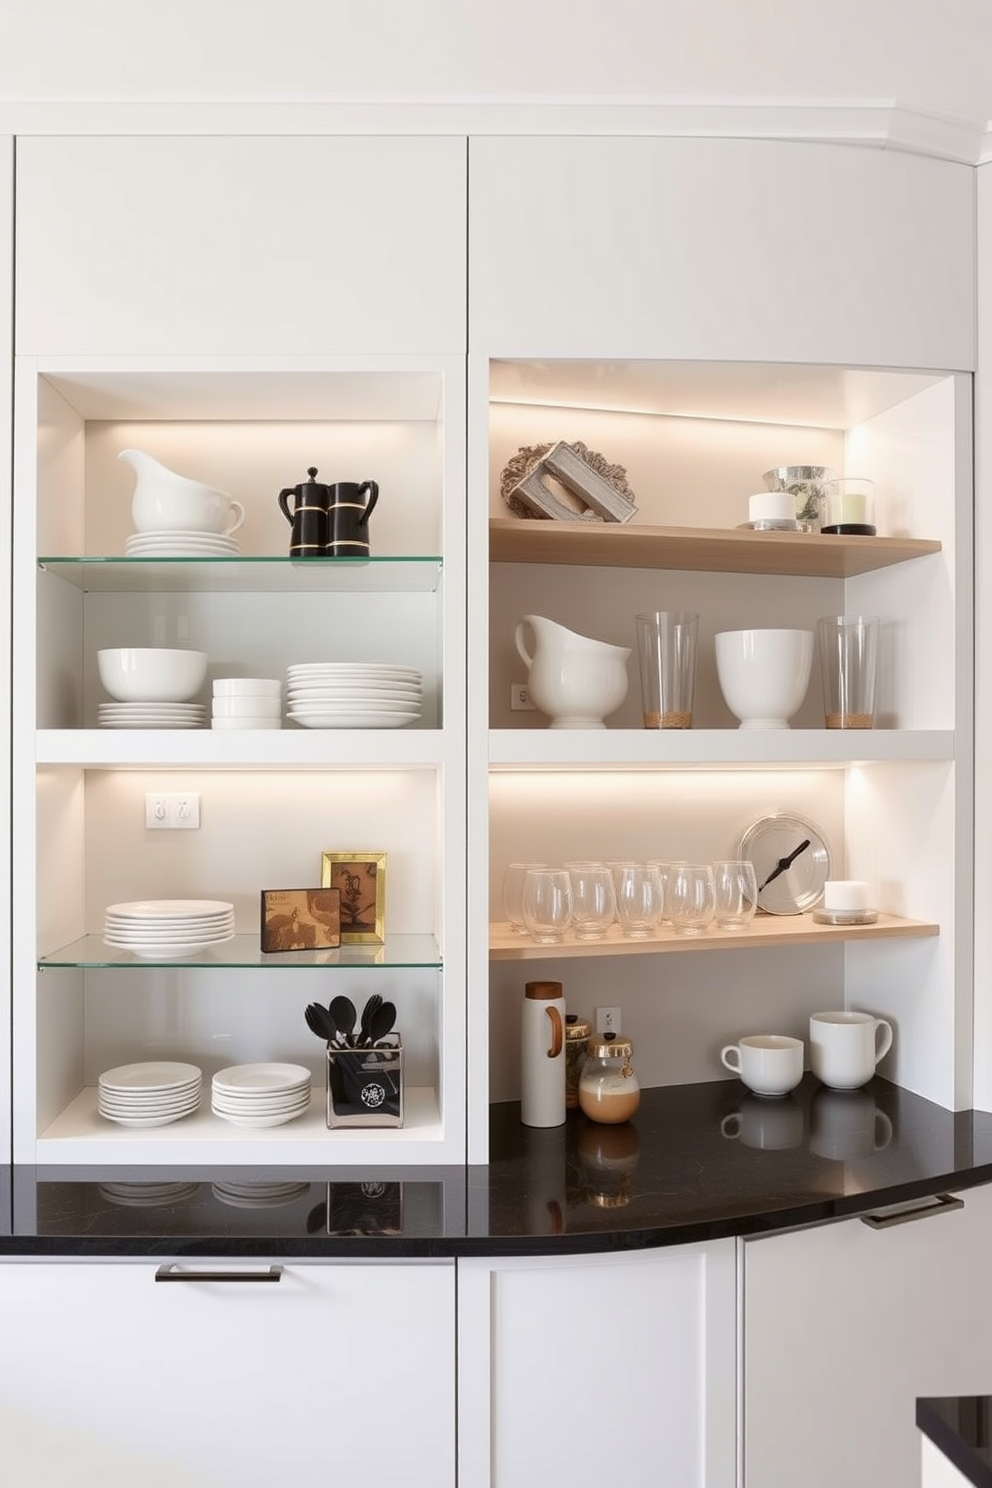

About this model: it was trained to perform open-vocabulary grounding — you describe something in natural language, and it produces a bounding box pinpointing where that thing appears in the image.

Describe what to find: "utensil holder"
[326,1037,403,1127]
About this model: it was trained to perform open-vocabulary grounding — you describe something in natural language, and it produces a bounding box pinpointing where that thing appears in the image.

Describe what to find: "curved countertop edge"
[917,1397,992,1488]
[5,1077,992,1258]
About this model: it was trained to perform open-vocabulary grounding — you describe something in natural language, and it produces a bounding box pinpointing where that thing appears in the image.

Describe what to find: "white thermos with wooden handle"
[521,980,566,1127]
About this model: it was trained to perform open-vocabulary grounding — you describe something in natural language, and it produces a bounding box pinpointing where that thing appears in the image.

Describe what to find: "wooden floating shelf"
[489,912,939,960]
[489,519,941,579]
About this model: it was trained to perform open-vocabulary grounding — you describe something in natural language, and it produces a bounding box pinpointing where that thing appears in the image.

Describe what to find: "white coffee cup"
[720,1034,804,1097]
[810,1087,894,1160]
[809,1010,893,1091]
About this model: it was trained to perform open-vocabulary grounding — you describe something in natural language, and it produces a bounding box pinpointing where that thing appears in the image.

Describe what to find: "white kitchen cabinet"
[15,135,467,356]
[457,1243,737,1488]
[0,1257,456,1488]
[468,137,974,371]
[743,1181,992,1488]
[0,134,12,1165]
[13,355,467,1167]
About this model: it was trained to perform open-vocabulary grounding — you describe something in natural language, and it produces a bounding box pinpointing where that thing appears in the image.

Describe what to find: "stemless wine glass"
[502,862,547,935]
[668,862,717,936]
[646,859,683,925]
[566,862,616,941]
[713,859,758,930]
[615,864,664,939]
[521,868,573,944]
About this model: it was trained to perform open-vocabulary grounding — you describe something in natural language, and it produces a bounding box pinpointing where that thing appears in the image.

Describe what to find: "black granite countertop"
[918,1397,992,1487]
[4,1075,992,1258]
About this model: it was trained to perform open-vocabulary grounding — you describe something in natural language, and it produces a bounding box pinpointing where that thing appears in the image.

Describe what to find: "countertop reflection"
[5,1076,992,1257]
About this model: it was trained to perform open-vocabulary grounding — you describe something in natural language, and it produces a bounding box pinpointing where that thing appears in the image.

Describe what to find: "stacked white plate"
[286,663,423,729]
[211,1063,312,1128]
[99,701,206,729]
[97,1061,203,1128]
[125,530,242,558]
[103,899,236,959]
[212,677,282,731]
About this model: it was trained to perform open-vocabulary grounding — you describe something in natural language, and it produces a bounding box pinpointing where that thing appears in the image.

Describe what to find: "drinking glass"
[566,863,617,940]
[668,863,717,936]
[521,868,573,944]
[647,859,682,925]
[615,864,664,939]
[713,859,758,930]
[501,862,547,935]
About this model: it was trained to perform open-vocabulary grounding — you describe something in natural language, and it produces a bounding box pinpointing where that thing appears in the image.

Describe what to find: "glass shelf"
[38,932,441,971]
[37,555,443,594]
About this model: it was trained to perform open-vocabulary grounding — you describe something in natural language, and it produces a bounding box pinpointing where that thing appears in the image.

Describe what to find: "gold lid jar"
[578,1031,640,1125]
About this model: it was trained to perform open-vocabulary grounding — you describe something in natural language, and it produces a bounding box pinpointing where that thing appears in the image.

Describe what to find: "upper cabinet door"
[15,135,467,355]
[469,137,975,369]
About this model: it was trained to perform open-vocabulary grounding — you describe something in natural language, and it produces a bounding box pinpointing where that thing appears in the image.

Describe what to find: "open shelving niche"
[15,356,468,1167]
[476,358,971,1144]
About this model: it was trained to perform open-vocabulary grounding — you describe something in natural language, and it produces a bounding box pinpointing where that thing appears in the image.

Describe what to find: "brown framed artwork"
[320,852,386,945]
[260,888,341,953]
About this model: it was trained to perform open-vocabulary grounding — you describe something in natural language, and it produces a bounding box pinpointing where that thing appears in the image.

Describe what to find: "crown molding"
[0,96,988,164]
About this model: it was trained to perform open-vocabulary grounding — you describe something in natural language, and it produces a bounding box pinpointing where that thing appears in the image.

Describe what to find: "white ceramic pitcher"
[514,615,631,728]
[119,448,246,536]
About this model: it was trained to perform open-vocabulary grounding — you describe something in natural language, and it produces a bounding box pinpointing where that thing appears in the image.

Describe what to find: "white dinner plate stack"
[285,662,423,729]
[125,530,242,558]
[102,899,236,959]
[211,1063,313,1128]
[97,1061,203,1128]
[99,701,206,729]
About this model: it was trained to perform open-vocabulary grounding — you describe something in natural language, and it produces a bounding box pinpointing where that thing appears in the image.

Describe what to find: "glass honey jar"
[578,1031,641,1124]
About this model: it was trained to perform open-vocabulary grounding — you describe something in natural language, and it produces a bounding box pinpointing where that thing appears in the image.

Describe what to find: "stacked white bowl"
[212,677,283,730]
[97,647,208,728]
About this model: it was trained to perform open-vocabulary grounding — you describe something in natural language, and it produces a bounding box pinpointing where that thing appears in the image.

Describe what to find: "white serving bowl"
[210,717,282,731]
[213,677,282,698]
[715,628,813,729]
[211,696,282,719]
[97,648,208,703]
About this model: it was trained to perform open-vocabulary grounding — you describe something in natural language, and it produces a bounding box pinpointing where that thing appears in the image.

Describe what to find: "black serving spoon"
[358,993,383,1047]
[367,999,396,1047]
[304,1002,337,1043]
[329,994,357,1047]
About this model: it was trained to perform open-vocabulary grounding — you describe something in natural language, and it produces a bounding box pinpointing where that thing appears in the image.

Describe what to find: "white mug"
[720,1034,804,1097]
[809,1010,893,1091]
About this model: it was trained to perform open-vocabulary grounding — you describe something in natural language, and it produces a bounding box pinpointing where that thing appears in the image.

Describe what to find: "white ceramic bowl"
[211,696,282,719]
[213,678,282,698]
[210,717,282,731]
[97,648,208,703]
[715,628,813,729]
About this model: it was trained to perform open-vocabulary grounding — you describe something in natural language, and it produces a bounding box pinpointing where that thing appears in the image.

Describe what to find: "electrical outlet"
[596,1006,622,1035]
[145,792,200,830]
[510,683,536,711]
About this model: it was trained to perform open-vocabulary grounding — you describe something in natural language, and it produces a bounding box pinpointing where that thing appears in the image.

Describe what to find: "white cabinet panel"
[458,1243,736,1488]
[469,137,974,369]
[744,1183,992,1488]
[0,1258,456,1487]
[16,135,467,354]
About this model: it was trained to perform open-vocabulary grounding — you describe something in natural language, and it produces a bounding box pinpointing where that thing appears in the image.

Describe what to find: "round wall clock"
[736,812,831,916]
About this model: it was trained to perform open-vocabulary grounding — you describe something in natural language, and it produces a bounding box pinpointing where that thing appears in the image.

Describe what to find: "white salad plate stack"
[125,530,242,557]
[211,1063,313,1128]
[285,662,423,729]
[102,899,236,959]
[99,701,206,729]
[97,1061,203,1128]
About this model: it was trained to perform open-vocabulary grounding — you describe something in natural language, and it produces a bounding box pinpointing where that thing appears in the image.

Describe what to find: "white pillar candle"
[823,879,869,912]
[825,491,868,526]
[749,491,795,523]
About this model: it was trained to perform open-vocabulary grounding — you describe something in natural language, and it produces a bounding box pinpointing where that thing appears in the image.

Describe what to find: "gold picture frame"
[260,888,341,954]
[320,852,387,945]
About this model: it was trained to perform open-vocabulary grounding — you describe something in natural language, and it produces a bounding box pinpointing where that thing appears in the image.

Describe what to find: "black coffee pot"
[278,467,331,558]
[277,466,379,558]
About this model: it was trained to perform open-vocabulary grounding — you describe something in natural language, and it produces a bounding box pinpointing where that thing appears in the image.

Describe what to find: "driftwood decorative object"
[500,440,638,523]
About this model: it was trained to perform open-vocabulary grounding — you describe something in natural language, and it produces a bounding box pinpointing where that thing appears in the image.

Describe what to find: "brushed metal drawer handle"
[860,1193,964,1230]
[155,1264,283,1283]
